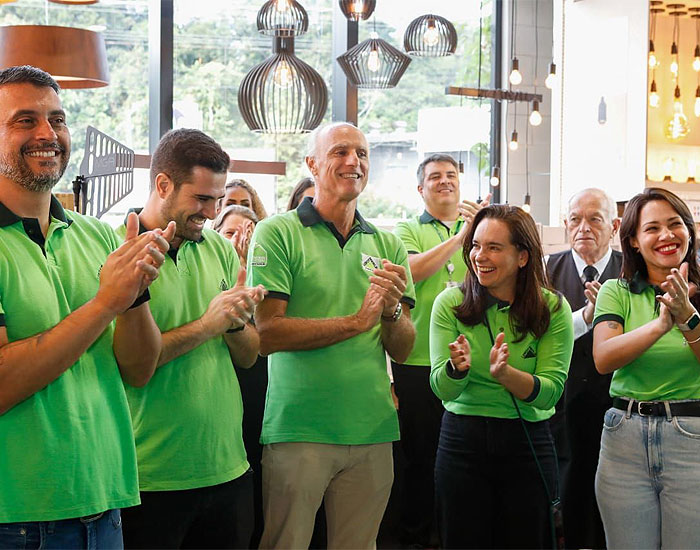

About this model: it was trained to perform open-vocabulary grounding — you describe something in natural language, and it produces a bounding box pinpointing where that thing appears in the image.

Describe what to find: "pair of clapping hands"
[449,332,510,380]
[356,259,408,330]
[655,262,697,331]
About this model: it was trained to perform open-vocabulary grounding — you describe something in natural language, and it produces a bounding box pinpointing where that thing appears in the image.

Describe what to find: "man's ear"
[611,218,621,236]
[305,156,317,178]
[417,184,424,198]
[154,172,173,200]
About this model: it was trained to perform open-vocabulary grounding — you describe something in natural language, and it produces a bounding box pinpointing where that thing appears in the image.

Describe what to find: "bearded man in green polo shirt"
[392,153,488,548]
[248,122,416,550]
[118,128,266,550]
[0,65,174,549]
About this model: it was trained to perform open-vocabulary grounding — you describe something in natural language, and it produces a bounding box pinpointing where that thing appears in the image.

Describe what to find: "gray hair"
[306,121,360,158]
[0,65,59,93]
[567,188,617,222]
[416,153,459,184]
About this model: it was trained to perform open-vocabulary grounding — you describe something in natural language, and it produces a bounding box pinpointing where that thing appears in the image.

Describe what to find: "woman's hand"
[489,331,510,380]
[448,334,471,372]
[232,220,254,265]
[658,262,696,325]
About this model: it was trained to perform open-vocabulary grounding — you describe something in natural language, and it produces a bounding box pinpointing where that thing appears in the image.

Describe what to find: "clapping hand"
[448,334,471,372]
[489,331,510,380]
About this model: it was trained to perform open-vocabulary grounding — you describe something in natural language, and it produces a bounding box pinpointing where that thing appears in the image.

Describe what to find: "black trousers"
[121,471,254,549]
[391,362,443,547]
[435,412,557,549]
[561,388,610,549]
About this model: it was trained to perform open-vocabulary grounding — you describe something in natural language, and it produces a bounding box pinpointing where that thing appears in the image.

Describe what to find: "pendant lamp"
[338,0,376,22]
[403,14,457,57]
[257,0,308,37]
[337,36,411,89]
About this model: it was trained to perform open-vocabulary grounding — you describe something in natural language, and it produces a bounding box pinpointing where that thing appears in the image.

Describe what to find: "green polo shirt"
[117,218,249,491]
[430,286,573,422]
[394,211,467,366]
[0,197,139,522]
[593,275,700,401]
[247,198,416,445]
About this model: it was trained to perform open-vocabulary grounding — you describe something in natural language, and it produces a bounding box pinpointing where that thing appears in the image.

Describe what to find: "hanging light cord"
[534,0,539,89]
[510,0,516,62]
[476,0,484,200]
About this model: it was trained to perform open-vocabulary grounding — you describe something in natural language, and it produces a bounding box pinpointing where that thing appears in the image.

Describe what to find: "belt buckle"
[637,401,655,416]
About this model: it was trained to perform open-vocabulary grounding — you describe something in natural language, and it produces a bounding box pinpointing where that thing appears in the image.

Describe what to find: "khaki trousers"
[259,441,393,550]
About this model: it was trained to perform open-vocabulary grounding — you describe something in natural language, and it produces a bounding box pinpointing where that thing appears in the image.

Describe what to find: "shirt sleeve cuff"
[522,375,541,403]
[445,359,469,380]
[592,313,624,329]
[128,289,150,310]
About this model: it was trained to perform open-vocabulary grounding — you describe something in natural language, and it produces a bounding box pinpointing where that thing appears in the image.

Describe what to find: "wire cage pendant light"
[257,0,309,37]
[403,14,457,57]
[338,0,376,21]
[337,37,412,89]
[238,37,328,134]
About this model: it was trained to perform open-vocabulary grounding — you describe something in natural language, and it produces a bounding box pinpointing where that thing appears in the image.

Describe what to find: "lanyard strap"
[430,220,460,281]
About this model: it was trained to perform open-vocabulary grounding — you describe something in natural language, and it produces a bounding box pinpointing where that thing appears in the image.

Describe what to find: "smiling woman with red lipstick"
[429,205,574,549]
[592,187,700,549]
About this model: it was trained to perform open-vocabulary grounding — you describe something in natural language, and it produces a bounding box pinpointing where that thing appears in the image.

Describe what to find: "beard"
[161,192,205,243]
[0,143,69,193]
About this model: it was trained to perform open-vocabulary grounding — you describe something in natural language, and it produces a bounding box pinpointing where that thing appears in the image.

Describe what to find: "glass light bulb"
[529,109,542,126]
[522,203,531,214]
[509,69,522,86]
[670,59,679,76]
[367,49,381,72]
[665,100,690,140]
[423,25,440,47]
[273,60,293,88]
[545,72,556,89]
[649,52,658,68]
[509,139,519,151]
[489,176,500,187]
[694,57,700,72]
[695,97,700,117]
[649,91,660,108]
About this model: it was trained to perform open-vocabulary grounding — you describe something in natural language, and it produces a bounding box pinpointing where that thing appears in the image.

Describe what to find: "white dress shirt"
[570,247,613,340]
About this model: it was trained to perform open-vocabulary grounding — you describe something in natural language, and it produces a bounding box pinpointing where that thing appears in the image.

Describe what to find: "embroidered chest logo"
[361,253,381,273]
[251,243,267,267]
[219,279,229,291]
[522,345,537,359]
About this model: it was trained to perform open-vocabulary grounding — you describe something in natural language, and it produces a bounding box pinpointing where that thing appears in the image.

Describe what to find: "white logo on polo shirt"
[361,253,381,273]
[251,243,268,267]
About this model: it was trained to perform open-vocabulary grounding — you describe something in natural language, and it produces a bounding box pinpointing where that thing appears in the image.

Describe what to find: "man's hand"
[354,284,385,332]
[489,331,510,380]
[456,192,492,243]
[448,334,471,372]
[201,269,266,337]
[369,259,408,317]
[95,214,175,315]
[582,280,602,325]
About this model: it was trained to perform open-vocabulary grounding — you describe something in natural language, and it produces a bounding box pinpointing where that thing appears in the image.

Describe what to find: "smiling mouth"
[656,243,680,254]
[476,266,496,273]
[340,173,362,179]
[25,150,61,158]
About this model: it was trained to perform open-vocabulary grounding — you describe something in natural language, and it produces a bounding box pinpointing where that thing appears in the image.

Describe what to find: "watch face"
[689,314,700,331]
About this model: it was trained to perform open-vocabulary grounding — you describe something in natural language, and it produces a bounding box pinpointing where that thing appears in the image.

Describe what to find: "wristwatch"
[678,311,700,332]
[382,302,402,322]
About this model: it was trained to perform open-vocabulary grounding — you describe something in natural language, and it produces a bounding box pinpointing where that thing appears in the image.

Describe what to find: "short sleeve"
[593,279,625,328]
[394,220,421,255]
[246,218,293,300]
[391,236,416,308]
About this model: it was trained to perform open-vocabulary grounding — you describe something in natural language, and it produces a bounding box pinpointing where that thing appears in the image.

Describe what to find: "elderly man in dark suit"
[547,188,621,549]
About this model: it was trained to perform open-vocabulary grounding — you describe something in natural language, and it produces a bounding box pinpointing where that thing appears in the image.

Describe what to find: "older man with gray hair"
[546,187,621,549]
[248,122,416,549]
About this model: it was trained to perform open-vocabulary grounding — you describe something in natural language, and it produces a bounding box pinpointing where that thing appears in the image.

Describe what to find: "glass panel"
[0,0,150,225]
[358,0,494,220]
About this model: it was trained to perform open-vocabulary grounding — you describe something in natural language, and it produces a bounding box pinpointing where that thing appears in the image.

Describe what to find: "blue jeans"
[0,509,123,550]
[595,406,700,549]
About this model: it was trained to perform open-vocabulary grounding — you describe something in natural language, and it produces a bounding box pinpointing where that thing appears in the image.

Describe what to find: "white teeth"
[26,151,57,158]
[478,267,495,272]
[341,174,360,179]
[658,245,678,252]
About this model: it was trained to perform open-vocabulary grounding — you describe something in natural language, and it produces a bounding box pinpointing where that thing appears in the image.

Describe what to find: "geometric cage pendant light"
[337,36,412,89]
[257,0,309,37]
[338,0,376,21]
[238,37,328,134]
[403,14,457,57]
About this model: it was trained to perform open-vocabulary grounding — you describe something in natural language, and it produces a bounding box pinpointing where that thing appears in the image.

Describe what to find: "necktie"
[583,265,598,284]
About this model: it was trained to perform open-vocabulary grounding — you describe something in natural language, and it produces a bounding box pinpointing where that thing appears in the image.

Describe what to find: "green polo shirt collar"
[0,195,72,227]
[627,271,662,295]
[485,293,511,311]
[418,209,463,233]
[297,196,374,248]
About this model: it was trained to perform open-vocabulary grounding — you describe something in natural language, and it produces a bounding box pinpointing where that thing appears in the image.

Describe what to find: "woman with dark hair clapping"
[430,205,573,549]
[593,187,700,549]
